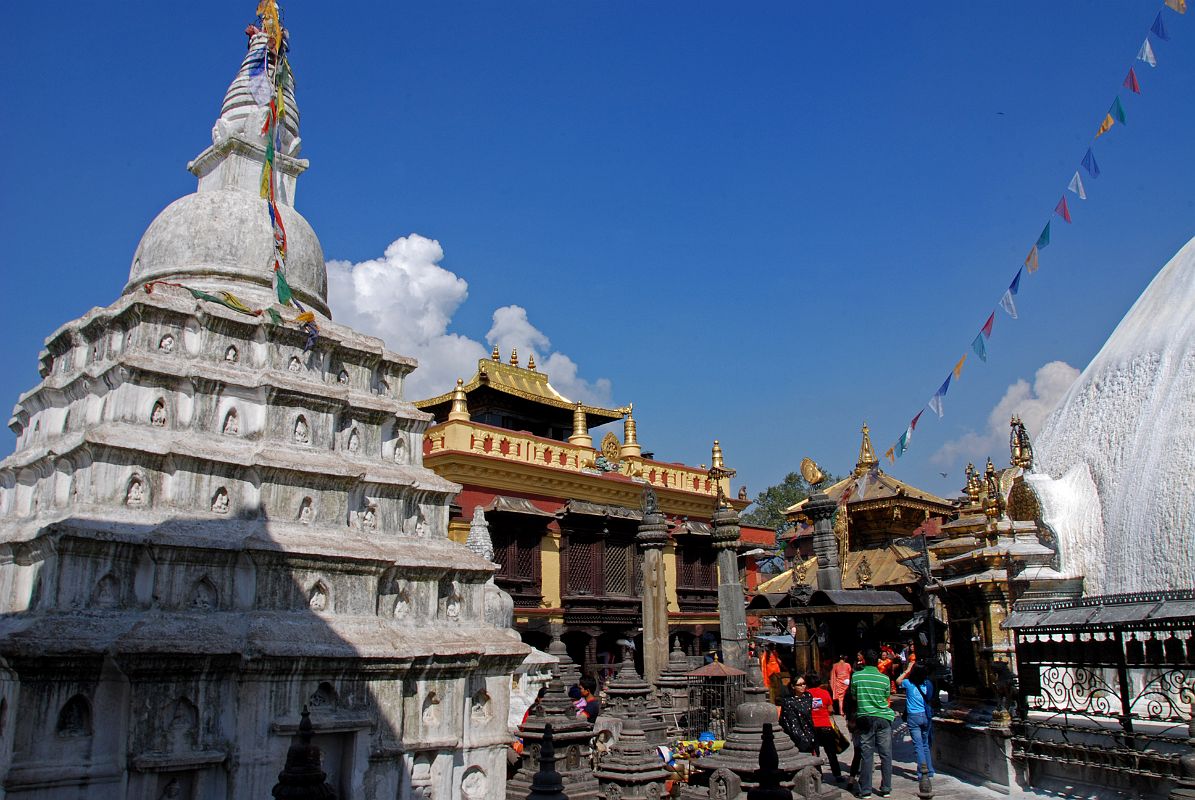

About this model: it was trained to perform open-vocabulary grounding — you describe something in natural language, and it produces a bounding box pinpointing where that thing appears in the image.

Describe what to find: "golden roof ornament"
[491,345,500,361]
[527,354,536,371]
[620,403,642,459]
[707,440,737,508]
[800,457,826,489]
[963,462,981,502]
[856,555,873,586]
[854,423,880,476]
[448,378,469,422]
[510,348,519,367]
[982,458,1005,522]
[1010,414,1034,469]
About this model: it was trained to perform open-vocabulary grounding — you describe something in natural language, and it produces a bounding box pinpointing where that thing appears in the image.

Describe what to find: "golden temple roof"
[415,356,628,426]
[754,544,923,593]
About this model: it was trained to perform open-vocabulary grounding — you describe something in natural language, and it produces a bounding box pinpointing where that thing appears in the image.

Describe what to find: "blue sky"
[3,2,1194,503]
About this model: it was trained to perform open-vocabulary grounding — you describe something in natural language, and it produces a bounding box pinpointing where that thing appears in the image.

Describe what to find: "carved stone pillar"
[712,504,749,672]
[804,491,841,591]
[637,487,670,684]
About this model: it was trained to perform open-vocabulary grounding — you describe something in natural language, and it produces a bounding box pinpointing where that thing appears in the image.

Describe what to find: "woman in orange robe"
[829,653,852,715]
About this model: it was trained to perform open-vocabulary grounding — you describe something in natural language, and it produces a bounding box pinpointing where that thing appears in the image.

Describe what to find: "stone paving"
[832,719,1010,800]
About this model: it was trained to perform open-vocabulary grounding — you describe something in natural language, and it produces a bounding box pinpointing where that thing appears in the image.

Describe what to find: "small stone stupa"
[0,6,525,799]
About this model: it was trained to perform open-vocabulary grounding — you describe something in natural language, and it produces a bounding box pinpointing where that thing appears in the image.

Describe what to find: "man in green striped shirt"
[848,648,894,797]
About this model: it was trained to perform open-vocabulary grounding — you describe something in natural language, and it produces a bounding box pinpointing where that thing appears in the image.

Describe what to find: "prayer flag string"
[878,1,1180,463]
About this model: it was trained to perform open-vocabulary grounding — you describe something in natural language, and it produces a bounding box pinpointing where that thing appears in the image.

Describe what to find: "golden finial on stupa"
[982,457,1004,522]
[448,378,469,422]
[1010,415,1034,469]
[708,440,737,508]
[568,401,593,448]
[491,345,500,361]
[855,422,880,476]
[510,348,519,367]
[527,354,536,371]
[620,404,641,459]
[964,462,981,502]
[711,440,724,470]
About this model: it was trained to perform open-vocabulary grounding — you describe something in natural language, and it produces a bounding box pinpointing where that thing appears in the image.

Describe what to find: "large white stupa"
[1030,236,1195,596]
[0,9,524,799]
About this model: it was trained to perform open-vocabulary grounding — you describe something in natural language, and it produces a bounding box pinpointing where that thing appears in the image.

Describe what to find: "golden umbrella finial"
[510,348,519,367]
[491,344,500,361]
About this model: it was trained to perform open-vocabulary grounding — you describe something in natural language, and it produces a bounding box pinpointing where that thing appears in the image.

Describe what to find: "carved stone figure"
[159,334,174,353]
[347,428,360,453]
[338,369,349,385]
[126,477,146,507]
[298,497,313,524]
[224,345,238,362]
[211,488,230,514]
[222,409,239,436]
[294,415,310,443]
[288,355,302,373]
[151,400,167,427]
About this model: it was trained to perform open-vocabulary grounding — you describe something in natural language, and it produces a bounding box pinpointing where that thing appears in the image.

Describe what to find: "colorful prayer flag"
[897,430,910,457]
[1068,172,1086,200]
[1138,38,1158,68]
[1025,245,1039,273]
[1082,148,1100,178]
[1095,113,1115,139]
[1165,0,1186,14]
[953,354,967,380]
[247,46,272,107]
[971,333,988,362]
[928,376,951,418]
[911,410,924,431]
[275,268,293,304]
[885,447,895,465]
[981,312,995,338]
[1124,67,1141,94]
[1037,223,1051,249]
[1152,12,1170,41]
[1110,96,1127,125]
[1055,196,1072,223]
[1000,290,1018,319]
[999,269,1023,319]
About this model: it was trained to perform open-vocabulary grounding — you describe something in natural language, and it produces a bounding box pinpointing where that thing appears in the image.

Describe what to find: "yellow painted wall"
[541,532,562,607]
[664,543,680,613]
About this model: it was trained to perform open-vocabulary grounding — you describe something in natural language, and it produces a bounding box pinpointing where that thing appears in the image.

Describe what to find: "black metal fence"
[1006,590,1195,782]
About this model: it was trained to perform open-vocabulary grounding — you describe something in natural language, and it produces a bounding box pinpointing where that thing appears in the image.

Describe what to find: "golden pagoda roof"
[784,470,954,518]
[415,357,628,425]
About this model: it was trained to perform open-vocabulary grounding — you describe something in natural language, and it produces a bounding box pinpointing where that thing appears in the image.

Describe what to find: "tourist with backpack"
[896,661,935,779]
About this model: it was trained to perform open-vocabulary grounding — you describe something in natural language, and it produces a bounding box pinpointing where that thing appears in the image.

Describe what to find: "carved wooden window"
[568,538,594,594]
[678,544,717,589]
[491,526,542,607]
[604,541,632,596]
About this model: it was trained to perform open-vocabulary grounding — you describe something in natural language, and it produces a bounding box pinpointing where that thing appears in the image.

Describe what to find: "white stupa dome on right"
[1030,235,1195,595]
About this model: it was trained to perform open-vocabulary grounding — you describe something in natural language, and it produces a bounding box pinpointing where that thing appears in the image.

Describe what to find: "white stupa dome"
[123,29,329,317]
[1030,235,1195,595]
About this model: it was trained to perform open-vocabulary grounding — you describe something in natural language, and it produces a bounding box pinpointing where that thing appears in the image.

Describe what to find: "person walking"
[760,643,783,704]
[848,649,895,798]
[897,661,935,779]
[779,675,816,755]
[805,673,844,783]
[830,653,852,715]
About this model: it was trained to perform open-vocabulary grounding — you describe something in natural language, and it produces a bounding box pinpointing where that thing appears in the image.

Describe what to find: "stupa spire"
[854,422,880,476]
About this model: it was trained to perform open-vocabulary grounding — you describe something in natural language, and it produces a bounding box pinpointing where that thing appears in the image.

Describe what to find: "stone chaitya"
[0,8,525,799]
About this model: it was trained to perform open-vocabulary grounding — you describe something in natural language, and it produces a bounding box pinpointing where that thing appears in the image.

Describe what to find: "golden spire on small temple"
[854,422,880,476]
[708,440,737,508]
[491,345,500,361]
[510,348,519,367]
[527,354,536,371]
[448,378,469,422]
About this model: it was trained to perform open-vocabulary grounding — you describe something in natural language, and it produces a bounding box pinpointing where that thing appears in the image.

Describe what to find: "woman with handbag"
[779,675,817,755]
[897,661,935,779]
[805,673,845,783]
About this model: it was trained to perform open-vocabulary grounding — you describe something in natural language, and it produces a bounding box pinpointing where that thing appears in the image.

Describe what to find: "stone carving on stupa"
[0,6,526,798]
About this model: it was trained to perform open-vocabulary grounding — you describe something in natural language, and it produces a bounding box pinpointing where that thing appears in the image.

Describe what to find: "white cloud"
[327,234,612,404]
[932,360,1079,468]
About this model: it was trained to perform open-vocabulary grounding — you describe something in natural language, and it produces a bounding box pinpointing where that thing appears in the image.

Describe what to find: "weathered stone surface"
[0,14,526,800]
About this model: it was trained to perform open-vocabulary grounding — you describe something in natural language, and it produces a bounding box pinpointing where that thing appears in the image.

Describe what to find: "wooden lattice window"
[568,539,594,594]
[678,544,717,589]
[604,541,632,596]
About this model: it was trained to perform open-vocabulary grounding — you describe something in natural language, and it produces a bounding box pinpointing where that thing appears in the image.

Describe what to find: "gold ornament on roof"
[600,431,620,465]
[510,348,519,367]
[856,555,873,586]
[491,345,500,361]
[800,458,826,488]
[1010,415,1034,469]
[527,354,536,371]
[964,463,982,503]
[707,440,737,508]
[854,423,880,476]
[982,458,1005,522]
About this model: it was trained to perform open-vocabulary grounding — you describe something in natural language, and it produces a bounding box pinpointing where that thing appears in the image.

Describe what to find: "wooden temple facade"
[415,348,771,671]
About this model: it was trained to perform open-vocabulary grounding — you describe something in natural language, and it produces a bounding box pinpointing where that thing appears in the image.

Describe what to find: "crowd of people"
[771,642,936,799]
